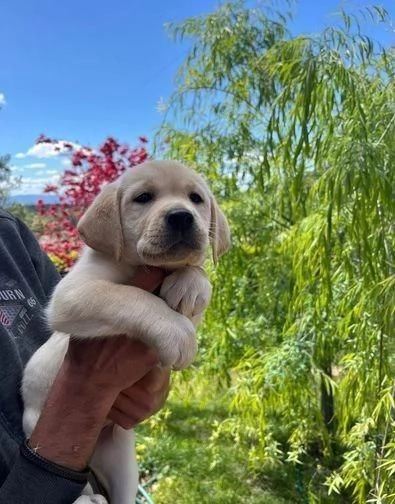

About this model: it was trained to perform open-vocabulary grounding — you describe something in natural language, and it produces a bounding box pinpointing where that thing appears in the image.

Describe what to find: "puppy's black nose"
[167,209,194,233]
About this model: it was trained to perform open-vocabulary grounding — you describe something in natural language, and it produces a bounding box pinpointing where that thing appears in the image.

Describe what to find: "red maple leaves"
[37,135,149,271]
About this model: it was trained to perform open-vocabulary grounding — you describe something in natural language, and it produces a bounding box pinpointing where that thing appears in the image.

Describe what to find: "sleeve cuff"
[22,441,89,484]
[0,441,89,504]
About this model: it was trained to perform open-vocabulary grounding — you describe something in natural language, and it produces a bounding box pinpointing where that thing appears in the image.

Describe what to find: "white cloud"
[22,162,47,169]
[0,93,6,106]
[15,141,76,159]
[11,174,61,195]
[35,169,59,176]
[0,174,21,193]
[61,158,71,167]
[14,140,92,160]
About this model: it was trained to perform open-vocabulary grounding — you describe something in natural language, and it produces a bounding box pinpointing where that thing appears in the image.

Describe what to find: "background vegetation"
[5,1,394,502]
[149,2,394,502]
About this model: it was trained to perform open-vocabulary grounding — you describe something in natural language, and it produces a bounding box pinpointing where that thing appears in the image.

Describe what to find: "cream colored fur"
[21,160,230,504]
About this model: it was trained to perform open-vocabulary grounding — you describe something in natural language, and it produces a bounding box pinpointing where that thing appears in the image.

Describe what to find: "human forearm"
[28,335,159,472]
[28,360,117,471]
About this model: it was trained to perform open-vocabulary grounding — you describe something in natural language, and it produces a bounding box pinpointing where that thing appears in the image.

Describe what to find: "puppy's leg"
[49,279,197,369]
[160,266,212,323]
[90,425,139,504]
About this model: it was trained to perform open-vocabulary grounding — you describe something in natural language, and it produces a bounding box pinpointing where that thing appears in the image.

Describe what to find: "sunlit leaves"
[160,1,395,501]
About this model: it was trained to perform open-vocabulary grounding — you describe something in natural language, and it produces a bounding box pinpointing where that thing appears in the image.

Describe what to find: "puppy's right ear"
[77,182,124,261]
[210,196,231,264]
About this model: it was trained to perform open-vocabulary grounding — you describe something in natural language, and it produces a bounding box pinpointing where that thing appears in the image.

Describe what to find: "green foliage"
[137,374,298,503]
[7,204,42,231]
[153,1,395,502]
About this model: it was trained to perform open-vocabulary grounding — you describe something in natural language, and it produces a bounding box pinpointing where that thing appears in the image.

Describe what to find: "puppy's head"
[77,160,230,267]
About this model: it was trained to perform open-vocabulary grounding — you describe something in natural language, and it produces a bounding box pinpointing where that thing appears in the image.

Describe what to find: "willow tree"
[158,2,395,502]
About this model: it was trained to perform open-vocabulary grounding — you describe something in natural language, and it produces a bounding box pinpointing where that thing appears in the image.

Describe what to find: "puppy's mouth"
[137,235,205,266]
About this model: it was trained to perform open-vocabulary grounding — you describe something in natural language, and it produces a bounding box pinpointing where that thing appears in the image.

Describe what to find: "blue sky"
[0,0,393,195]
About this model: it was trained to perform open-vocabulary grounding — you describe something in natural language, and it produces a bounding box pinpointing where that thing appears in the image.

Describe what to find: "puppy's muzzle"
[166,209,194,235]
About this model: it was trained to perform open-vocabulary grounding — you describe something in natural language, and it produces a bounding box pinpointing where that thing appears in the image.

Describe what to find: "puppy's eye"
[133,192,153,204]
[189,192,204,204]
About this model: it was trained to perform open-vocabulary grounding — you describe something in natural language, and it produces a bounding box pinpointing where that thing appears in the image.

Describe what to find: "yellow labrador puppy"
[22,160,230,504]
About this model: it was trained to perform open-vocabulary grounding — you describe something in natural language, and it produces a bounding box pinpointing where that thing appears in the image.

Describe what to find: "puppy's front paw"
[160,267,212,319]
[157,313,198,370]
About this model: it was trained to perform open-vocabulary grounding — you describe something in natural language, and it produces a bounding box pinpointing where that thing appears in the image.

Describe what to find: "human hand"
[29,267,170,471]
[106,266,170,429]
[108,365,170,429]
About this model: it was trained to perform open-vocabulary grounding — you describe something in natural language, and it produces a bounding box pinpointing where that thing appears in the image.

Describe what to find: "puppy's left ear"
[210,196,231,264]
[77,182,124,261]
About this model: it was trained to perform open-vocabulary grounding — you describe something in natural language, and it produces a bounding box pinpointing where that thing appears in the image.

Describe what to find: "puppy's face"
[121,161,213,266]
[78,160,230,267]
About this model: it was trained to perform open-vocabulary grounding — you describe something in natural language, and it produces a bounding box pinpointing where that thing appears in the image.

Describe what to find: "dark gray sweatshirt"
[0,209,89,503]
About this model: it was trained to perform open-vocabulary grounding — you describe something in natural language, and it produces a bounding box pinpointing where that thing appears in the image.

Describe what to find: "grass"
[135,371,301,504]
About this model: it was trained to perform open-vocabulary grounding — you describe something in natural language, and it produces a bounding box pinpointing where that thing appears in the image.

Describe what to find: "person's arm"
[29,338,158,471]
[0,212,169,503]
[26,267,168,472]
[0,213,85,503]
[0,339,159,504]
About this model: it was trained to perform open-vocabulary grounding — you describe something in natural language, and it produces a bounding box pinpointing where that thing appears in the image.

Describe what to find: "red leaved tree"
[36,134,149,272]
